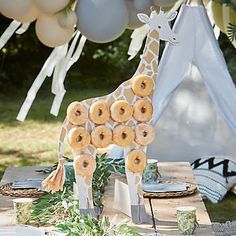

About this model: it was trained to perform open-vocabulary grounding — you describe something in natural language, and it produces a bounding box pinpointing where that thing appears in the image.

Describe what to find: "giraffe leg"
[74,174,96,217]
[124,147,151,224]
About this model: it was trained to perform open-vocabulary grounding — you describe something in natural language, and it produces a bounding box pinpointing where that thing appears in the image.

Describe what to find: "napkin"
[143,183,188,193]
[12,178,44,190]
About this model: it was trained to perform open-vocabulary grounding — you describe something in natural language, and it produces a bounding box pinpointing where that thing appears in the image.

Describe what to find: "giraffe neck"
[137,29,160,82]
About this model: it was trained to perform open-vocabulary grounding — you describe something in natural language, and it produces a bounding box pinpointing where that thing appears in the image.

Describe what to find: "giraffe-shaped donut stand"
[42,9,178,224]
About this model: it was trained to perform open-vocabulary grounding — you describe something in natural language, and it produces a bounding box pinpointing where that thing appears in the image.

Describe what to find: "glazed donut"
[113,125,135,147]
[135,123,155,146]
[91,125,112,148]
[67,102,88,125]
[111,100,133,122]
[89,100,110,124]
[133,99,153,122]
[73,154,96,176]
[132,75,154,97]
[126,150,147,173]
[68,127,91,151]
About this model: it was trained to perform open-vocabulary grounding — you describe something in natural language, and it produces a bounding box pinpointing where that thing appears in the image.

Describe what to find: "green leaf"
[227,22,236,42]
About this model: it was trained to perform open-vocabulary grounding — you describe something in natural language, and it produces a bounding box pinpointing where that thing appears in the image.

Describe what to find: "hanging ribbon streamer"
[0,20,22,50]
[16,44,68,121]
[128,24,149,60]
[50,32,87,116]
[67,35,87,70]
[16,22,31,35]
[16,31,87,121]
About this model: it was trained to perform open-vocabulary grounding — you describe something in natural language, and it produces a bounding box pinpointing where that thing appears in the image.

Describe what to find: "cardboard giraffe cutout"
[42,9,178,224]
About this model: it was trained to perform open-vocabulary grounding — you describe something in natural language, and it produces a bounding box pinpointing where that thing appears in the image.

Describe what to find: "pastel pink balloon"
[36,14,74,48]
[34,0,69,14]
[14,3,41,23]
[0,0,32,19]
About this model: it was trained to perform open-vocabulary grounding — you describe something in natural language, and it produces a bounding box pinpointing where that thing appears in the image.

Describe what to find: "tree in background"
[0,14,235,96]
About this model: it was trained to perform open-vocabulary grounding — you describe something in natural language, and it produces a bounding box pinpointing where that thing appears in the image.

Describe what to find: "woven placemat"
[0,183,46,198]
[143,180,197,198]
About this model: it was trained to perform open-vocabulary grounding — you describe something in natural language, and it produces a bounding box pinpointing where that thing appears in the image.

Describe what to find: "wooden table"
[102,162,215,235]
[0,166,46,226]
[0,163,215,235]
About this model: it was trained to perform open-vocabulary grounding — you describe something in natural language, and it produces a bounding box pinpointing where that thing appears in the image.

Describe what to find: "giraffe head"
[138,8,178,45]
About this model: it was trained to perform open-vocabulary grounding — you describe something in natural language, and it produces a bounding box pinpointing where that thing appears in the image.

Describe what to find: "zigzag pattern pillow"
[191,157,236,203]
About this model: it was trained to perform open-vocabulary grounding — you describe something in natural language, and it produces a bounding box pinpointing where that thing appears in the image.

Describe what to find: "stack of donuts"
[66,74,155,176]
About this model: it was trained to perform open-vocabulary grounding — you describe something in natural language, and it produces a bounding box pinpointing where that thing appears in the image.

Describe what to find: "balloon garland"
[0,0,76,47]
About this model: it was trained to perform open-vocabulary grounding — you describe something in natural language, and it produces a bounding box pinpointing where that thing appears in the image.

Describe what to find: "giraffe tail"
[42,159,65,193]
[42,121,67,193]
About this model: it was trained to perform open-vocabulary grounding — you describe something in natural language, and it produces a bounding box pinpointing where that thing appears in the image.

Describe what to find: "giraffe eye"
[158,26,161,29]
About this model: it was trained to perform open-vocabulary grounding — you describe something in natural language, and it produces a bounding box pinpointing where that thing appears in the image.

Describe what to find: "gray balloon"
[76,0,129,43]
[133,0,152,10]
[127,0,152,29]
[152,0,177,7]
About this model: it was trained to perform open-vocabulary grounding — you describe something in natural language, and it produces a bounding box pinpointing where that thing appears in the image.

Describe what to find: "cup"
[13,198,33,224]
[176,206,197,235]
[142,159,160,183]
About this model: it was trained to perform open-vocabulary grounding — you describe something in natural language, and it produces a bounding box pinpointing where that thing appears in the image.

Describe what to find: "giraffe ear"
[167,11,177,21]
[137,13,150,24]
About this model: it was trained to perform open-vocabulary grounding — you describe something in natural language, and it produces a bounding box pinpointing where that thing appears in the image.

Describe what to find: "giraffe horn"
[159,7,164,14]
[150,6,156,12]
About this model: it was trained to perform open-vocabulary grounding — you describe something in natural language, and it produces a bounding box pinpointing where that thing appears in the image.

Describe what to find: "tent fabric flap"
[152,5,236,134]
[109,4,236,162]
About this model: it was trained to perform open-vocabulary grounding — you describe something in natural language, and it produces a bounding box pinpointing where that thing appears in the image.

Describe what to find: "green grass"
[204,192,236,223]
[0,88,235,223]
[0,88,112,177]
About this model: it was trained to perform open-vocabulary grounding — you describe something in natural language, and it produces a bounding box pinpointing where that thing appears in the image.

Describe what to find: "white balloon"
[152,0,177,7]
[14,3,40,23]
[0,0,32,19]
[36,14,74,48]
[58,10,77,29]
[76,0,129,43]
[34,0,69,14]
[127,0,152,29]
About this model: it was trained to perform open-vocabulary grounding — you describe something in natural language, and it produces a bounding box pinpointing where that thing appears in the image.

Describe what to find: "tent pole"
[186,0,204,6]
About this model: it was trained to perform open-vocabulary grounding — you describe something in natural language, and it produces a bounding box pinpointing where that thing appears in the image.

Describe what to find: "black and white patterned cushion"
[191,157,236,203]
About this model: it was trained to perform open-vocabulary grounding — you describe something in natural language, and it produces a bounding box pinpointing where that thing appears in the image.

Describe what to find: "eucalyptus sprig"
[32,153,127,232]
[228,22,236,42]
[57,215,141,236]
[31,187,75,225]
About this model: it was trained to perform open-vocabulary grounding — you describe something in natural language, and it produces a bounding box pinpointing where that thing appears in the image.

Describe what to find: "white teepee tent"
[147,3,236,162]
[110,3,236,163]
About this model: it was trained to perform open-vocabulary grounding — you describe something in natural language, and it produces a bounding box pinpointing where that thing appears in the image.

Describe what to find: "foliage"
[1,9,236,94]
[93,154,125,208]
[32,186,140,236]
[57,215,140,236]
[212,0,236,10]
[0,16,140,94]
[31,163,75,225]
[35,153,125,210]
[31,154,132,235]
[31,188,75,225]
[218,33,236,79]
[227,23,236,42]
